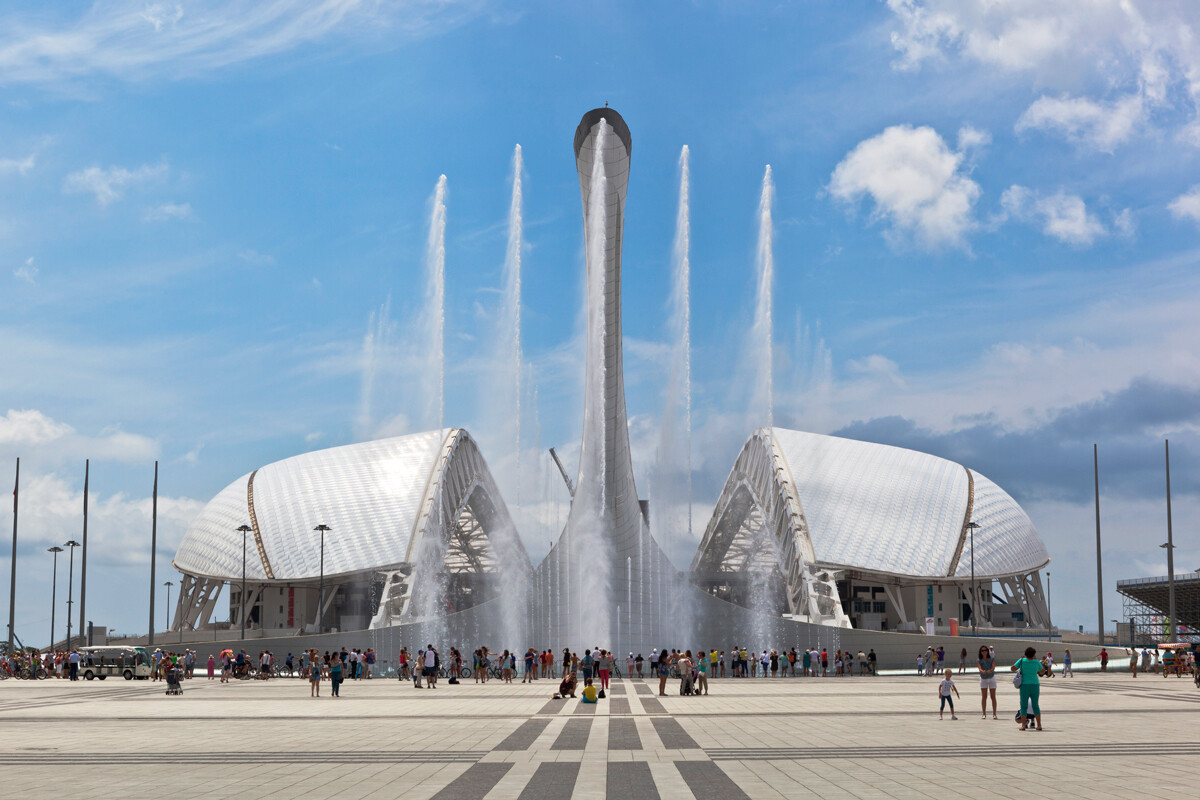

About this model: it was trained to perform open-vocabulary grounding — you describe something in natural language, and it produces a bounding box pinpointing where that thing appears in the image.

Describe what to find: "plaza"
[1,670,1197,798]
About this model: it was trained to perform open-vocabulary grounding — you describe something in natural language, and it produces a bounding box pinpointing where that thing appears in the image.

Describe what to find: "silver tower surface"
[533,109,676,656]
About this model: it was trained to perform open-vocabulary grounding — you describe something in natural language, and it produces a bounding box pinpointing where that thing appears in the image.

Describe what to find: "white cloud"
[1001,185,1106,246]
[886,1,1200,147]
[828,124,980,248]
[847,354,906,388]
[1015,94,1144,152]
[64,162,167,206]
[1113,208,1137,239]
[0,408,157,461]
[0,1,483,84]
[1167,186,1200,223]
[143,201,193,221]
[956,124,990,151]
[237,249,275,266]
[0,153,34,174]
[14,256,38,283]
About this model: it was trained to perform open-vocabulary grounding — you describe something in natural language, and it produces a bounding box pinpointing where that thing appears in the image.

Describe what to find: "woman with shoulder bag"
[1010,646,1043,731]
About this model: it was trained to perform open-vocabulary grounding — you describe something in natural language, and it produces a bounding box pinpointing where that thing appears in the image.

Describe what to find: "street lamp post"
[236,525,251,640]
[64,540,80,651]
[1046,571,1052,643]
[1163,438,1177,642]
[966,521,980,636]
[47,547,63,648]
[313,525,330,634]
[164,581,174,636]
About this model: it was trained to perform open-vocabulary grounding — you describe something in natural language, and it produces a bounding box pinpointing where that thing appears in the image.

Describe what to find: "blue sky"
[1,0,1198,643]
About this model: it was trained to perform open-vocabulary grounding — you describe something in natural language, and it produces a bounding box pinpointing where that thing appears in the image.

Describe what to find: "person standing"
[206,654,215,680]
[868,649,877,675]
[1062,649,1073,677]
[977,645,997,719]
[1128,647,1138,678]
[329,656,342,698]
[425,644,439,688]
[657,646,671,696]
[1099,648,1108,672]
[309,656,322,697]
[1011,646,1043,731]
[938,669,960,720]
[648,649,658,679]
[68,649,80,681]
[597,650,611,690]
[958,648,968,674]
[697,650,709,695]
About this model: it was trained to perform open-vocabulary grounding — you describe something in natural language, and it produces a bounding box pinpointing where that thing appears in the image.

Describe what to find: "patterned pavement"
[0,669,1196,798]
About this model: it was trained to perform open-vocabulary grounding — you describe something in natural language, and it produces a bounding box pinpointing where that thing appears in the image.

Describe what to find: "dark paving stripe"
[652,717,698,749]
[609,697,631,714]
[676,761,750,799]
[550,718,592,750]
[607,761,658,800]
[633,683,653,695]
[536,698,565,715]
[608,717,642,750]
[492,719,551,751]
[0,751,484,765]
[640,696,666,714]
[609,683,626,695]
[430,763,512,800]
[573,699,597,714]
[706,742,1200,761]
[518,762,580,800]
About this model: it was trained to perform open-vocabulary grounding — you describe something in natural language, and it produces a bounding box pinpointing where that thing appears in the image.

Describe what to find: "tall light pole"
[64,540,80,651]
[164,581,174,636]
[236,525,251,640]
[1046,571,1052,642]
[1163,439,1177,643]
[47,547,63,649]
[1094,444,1105,647]
[966,521,980,636]
[313,525,330,634]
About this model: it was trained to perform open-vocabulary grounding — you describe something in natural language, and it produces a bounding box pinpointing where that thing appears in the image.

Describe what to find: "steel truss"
[691,429,849,627]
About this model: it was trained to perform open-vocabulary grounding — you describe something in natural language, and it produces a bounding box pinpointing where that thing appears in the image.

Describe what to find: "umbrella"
[220,649,233,657]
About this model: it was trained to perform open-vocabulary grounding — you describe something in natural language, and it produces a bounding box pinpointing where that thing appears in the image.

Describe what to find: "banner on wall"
[925,617,935,636]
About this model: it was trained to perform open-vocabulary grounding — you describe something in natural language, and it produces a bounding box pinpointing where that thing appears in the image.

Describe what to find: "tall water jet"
[423,174,448,432]
[752,165,774,430]
[504,145,524,504]
[357,297,393,439]
[652,145,696,646]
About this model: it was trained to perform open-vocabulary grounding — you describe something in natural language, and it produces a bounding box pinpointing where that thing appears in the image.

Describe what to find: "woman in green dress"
[1010,646,1043,730]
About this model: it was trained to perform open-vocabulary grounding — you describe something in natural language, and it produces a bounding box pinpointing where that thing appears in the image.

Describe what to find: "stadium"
[167,107,1090,667]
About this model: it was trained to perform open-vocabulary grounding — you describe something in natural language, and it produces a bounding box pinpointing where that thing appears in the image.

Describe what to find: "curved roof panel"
[771,428,970,577]
[762,428,1047,580]
[953,469,1049,578]
[174,430,448,582]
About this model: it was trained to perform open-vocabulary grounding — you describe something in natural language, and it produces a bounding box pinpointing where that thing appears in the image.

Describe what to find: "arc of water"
[754,165,774,430]
[426,175,448,432]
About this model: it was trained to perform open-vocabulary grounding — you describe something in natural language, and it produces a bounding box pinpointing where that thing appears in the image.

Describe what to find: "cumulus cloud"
[13,256,38,283]
[0,0,483,84]
[0,153,34,175]
[1167,186,1200,223]
[64,162,167,206]
[1000,185,1106,246]
[834,377,1200,504]
[0,408,158,462]
[828,124,981,248]
[1016,94,1144,152]
[143,201,193,221]
[886,1,1200,147]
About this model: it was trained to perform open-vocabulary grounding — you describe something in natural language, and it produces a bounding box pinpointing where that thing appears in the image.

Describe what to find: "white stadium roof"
[770,428,1047,579]
[696,428,1049,584]
[175,429,464,583]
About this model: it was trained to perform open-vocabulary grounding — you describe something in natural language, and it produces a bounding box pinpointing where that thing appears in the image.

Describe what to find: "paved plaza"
[1,670,1197,798]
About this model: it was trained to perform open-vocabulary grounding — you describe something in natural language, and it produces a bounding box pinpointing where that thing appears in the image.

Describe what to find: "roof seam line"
[246,469,276,580]
[946,466,974,578]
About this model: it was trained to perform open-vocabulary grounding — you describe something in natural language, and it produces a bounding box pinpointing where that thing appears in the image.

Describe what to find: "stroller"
[680,668,697,696]
[165,666,183,696]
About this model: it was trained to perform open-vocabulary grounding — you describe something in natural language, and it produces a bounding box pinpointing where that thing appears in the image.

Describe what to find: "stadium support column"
[79,460,88,646]
[149,461,158,646]
[1094,444,1104,645]
[7,458,17,654]
[1164,440,1177,643]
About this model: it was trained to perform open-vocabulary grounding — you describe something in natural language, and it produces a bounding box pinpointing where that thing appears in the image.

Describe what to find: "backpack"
[597,688,606,699]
